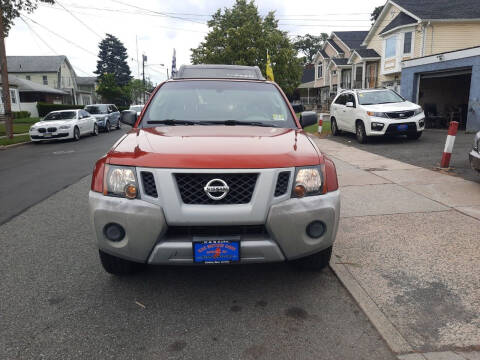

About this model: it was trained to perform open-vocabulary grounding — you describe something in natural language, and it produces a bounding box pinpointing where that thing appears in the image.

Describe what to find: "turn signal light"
[294,184,306,197]
[125,184,138,199]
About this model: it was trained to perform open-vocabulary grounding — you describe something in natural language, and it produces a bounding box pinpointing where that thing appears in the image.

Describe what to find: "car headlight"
[59,125,71,129]
[414,108,424,116]
[104,165,138,199]
[292,166,323,198]
[29,127,36,132]
[367,111,388,118]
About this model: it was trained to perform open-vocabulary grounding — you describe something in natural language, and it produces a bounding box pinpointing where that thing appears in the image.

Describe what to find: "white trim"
[331,33,351,54]
[426,18,480,22]
[402,30,414,57]
[402,46,480,68]
[389,1,421,22]
[325,40,342,55]
[380,23,418,37]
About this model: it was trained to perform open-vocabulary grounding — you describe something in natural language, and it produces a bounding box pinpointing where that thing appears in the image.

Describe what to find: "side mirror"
[299,111,318,128]
[346,102,354,108]
[120,110,137,126]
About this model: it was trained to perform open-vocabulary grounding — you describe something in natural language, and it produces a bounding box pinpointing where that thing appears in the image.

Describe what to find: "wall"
[19,102,39,117]
[59,60,77,90]
[324,43,338,58]
[0,87,20,112]
[424,22,480,57]
[331,35,351,57]
[9,72,59,88]
[401,55,480,132]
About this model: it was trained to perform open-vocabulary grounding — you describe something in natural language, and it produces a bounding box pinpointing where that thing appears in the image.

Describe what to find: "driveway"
[327,129,479,183]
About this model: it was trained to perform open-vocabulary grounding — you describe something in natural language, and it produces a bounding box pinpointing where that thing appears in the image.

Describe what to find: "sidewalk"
[314,138,480,360]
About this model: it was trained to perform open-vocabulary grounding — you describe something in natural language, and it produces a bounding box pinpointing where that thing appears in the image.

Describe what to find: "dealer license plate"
[397,124,409,131]
[193,240,240,264]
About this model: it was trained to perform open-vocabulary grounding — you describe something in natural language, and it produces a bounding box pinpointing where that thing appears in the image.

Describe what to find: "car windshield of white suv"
[141,80,296,128]
[85,105,108,114]
[44,111,77,121]
[358,90,405,105]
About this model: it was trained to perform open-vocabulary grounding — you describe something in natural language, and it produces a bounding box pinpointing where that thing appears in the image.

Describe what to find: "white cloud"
[5,0,385,84]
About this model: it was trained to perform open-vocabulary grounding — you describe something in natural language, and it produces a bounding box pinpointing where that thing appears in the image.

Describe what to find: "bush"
[12,111,31,119]
[118,106,129,112]
[37,102,84,117]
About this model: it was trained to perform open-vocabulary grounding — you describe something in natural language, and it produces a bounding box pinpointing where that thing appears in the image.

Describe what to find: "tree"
[293,33,328,64]
[0,0,54,139]
[125,78,154,104]
[191,0,302,96]
[94,34,132,87]
[96,73,124,104]
[371,5,384,24]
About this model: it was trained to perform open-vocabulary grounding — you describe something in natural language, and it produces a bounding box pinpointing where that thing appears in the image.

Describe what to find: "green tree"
[1,0,54,36]
[371,5,384,24]
[96,73,124,104]
[293,33,328,64]
[94,34,131,87]
[124,78,154,104]
[191,0,302,96]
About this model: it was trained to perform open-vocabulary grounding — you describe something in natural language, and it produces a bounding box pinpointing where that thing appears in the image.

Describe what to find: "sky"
[6,0,385,84]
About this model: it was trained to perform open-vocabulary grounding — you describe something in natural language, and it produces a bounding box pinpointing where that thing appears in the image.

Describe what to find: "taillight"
[91,156,107,193]
[323,156,338,192]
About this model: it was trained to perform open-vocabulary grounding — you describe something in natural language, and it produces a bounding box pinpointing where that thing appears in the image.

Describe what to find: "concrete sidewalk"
[314,138,480,360]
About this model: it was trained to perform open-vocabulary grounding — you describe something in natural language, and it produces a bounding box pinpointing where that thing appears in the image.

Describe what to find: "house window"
[26,75,31,81]
[332,70,337,75]
[43,75,48,85]
[385,36,397,58]
[10,90,17,104]
[403,32,412,54]
[317,64,323,78]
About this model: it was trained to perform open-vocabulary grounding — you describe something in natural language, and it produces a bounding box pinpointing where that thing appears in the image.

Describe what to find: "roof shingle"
[380,12,417,35]
[355,48,380,58]
[7,56,66,73]
[393,0,480,19]
[326,39,344,54]
[333,31,369,50]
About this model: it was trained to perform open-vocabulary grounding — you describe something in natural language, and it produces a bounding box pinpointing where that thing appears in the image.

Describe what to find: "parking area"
[327,128,479,184]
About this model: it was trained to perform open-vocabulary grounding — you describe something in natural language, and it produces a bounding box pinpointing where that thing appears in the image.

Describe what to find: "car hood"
[107,126,322,168]
[33,120,75,127]
[361,101,419,112]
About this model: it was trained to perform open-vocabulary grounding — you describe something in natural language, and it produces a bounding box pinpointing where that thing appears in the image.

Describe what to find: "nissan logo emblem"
[204,178,229,200]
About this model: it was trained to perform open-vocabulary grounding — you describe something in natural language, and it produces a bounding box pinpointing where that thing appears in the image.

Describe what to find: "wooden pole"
[0,12,13,139]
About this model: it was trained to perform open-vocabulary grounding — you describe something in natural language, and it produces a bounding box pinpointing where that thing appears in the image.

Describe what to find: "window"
[332,70,337,75]
[403,32,412,54]
[346,93,355,107]
[357,90,405,105]
[26,75,31,81]
[43,75,48,85]
[385,36,397,58]
[10,90,17,104]
[334,94,346,105]
[317,64,323,78]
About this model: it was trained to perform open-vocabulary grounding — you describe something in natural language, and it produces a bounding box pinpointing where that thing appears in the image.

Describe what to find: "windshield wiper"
[147,119,197,125]
[200,120,278,127]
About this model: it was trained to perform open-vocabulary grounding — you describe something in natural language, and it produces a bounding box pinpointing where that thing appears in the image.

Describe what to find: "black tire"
[331,118,339,136]
[105,121,111,133]
[407,131,422,140]
[92,123,99,136]
[293,246,332,270]
[99,250,142,275]
[116,120,121,130]
[73,126,80,141]
[356,121,367,144]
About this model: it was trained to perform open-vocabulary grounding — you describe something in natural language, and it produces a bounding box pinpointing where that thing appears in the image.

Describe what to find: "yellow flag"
[266,52,274,81]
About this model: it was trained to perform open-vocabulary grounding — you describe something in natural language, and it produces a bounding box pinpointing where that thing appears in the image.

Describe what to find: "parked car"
[330,89,425,143]
[89,64,340,275]
[30,109,98,142]
[84,104,121,132]
[470,131,480,172]
[128,104,144,116]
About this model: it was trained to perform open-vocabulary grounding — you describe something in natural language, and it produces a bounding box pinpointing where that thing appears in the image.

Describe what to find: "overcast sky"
[6,0,385,84]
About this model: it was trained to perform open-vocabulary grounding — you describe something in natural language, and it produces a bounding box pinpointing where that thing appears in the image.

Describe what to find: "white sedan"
[30,109,98,142]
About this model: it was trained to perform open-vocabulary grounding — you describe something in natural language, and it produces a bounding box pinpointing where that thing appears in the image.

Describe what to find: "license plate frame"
[193,238,240,264]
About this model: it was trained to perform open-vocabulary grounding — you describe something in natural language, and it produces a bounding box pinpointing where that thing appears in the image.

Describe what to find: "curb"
[0,141,31,150]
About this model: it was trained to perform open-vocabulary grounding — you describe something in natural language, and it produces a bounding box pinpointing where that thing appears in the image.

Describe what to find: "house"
[297,64,315,107]
[76,76,98,105]
[7,55,78,105]
[0,75,68,117]
[361,0,480,130]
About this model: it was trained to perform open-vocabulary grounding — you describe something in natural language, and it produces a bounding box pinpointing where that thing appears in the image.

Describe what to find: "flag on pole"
[171,48,177,78]
[266,51,274,81]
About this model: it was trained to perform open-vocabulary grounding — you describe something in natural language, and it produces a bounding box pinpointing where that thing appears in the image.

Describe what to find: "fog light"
[103,223,125,242]
[371,122,384,131]
[306,221,326,238]
[419,119,425,128]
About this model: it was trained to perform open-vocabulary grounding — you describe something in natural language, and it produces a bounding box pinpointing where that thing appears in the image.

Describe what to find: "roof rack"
[175,65,266,80]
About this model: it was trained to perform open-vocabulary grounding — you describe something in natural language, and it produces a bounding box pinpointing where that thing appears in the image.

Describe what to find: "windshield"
[44,111,77,121]
[141,80,296,128]
[85,105,107,114]
[129,106,144,112]
[358,90,405,105]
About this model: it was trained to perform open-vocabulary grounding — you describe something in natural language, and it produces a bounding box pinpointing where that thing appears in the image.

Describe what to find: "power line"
[55,0,103,39]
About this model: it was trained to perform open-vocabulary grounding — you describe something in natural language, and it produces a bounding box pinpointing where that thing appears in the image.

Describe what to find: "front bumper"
[30,130,72,141]
[470,150,480,171]
[366,115,425,136]
[89,190,340,265]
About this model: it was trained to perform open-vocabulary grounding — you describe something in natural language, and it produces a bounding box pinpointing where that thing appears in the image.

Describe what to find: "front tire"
[73,126,80,141]
[105,121,111,133]
[116,120,121,130]
[293,246,332,270]
[356,121,367,144]
[331,118,340,136]
[92,123,99,136]
[99,250,142,275]
[407,131,422,140]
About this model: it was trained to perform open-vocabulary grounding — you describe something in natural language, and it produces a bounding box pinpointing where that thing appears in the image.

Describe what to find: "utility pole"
[142,54,147,104]
[0,12,13,139]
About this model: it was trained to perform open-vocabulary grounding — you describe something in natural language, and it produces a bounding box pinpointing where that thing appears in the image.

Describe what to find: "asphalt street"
[327,129,480,183]
[0,131,395,359]
[0,128,127,225]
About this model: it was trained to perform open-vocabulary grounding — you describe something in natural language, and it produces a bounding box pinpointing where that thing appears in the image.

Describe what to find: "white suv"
[330,89,425,143]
